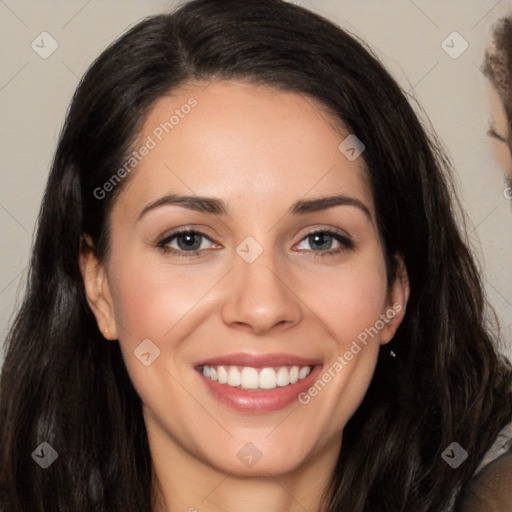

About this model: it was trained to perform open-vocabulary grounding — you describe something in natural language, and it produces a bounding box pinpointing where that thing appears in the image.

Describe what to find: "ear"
[379,253,410,345]
[79,234,118,340]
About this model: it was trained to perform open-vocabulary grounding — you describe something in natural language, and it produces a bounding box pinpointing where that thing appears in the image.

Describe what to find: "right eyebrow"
[136,194,226,222]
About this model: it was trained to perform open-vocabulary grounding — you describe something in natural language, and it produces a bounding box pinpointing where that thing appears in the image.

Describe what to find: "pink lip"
[194,352,322,369]
[194,354,323,413]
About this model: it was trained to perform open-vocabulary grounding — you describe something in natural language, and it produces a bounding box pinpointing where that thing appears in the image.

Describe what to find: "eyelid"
[157,224,217,243]
[156,227,218,251]
[294,225,351,243]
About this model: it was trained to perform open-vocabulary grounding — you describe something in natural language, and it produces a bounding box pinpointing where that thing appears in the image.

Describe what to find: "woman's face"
[488,81,512,180]
[82,80,408,476]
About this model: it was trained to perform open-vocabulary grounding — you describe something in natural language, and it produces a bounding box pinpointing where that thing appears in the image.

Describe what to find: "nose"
[220,242,303,335]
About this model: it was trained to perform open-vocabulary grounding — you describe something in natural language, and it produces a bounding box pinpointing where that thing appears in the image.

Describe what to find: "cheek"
[105,255,214,409]
[298,256,389,347]
[109,256,216,340]
[294,260,388,431]
[105,252,222,395]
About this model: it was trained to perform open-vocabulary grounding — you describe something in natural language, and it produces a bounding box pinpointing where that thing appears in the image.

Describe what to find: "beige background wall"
[1,0,511,364]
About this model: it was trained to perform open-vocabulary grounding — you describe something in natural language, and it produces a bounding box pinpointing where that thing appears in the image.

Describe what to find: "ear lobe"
[79,235,118,340]
[380,253,410,345]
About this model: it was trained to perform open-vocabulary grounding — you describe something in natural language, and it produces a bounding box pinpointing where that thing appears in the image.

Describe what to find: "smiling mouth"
[197,364,315,391]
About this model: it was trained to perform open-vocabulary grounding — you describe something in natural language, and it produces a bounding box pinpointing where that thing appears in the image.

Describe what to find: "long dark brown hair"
[1,1,511,510]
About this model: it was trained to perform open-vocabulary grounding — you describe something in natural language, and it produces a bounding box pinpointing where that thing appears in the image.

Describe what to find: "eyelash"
[156,228,354,259]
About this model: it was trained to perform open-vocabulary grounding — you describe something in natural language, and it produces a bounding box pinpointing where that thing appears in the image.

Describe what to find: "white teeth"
[290,366,299,384]
[276,366,290,386]
[200,364,313,390]
[217,365,228,384]
[259,368,277,389]
[227,366,241,386]
[299,366,311,380]
[240,367,259,389]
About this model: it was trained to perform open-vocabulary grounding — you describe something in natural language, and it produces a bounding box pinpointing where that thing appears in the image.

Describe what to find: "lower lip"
[197,365,322,413]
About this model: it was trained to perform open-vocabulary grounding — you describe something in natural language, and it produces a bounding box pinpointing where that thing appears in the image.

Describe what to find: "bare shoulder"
[456,449,512,511]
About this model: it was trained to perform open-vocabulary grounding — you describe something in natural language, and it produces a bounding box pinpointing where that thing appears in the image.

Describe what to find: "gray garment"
[446,419,512,511]
[473,420,512,476]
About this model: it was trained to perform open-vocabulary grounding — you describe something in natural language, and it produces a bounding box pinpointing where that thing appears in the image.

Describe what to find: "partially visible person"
[483,14,512,192]
[455,13,512,511]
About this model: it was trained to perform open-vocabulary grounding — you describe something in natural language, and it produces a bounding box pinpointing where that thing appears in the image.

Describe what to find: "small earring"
[104,326,109,336]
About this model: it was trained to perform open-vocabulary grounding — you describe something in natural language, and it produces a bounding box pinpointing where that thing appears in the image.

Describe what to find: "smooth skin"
[80,80,410,512]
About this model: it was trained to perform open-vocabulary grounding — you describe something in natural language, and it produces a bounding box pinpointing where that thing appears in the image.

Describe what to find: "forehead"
[116,79,374,220]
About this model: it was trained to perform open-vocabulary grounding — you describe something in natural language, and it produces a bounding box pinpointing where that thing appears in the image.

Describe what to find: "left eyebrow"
[289,195,372,220]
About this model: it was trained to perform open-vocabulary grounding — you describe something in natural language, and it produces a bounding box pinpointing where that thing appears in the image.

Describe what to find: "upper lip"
[194,352,322,369]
